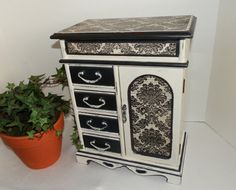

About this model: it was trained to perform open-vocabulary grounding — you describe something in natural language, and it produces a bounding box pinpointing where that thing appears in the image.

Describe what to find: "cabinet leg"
[166,175,181,185]
[76,156,89,165]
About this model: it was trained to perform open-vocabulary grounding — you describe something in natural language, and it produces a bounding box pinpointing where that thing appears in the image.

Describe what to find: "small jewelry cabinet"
[51,15,196,184]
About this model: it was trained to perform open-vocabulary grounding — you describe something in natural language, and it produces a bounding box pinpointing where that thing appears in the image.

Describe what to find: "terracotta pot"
[0,112,64,169]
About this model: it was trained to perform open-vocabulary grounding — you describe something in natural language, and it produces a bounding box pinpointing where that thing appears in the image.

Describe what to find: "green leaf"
[0,118,10,127]
[6,83,15,90]
[28,74,45,85]
[51,65,68,89]
[56,130,62,137]
[70,125,82,150]
[0,67,70,137]
[5,117,23,131]
[27,130,35,139]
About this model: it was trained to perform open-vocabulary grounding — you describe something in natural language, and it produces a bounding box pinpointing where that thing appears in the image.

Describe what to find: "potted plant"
[0,66,70,169]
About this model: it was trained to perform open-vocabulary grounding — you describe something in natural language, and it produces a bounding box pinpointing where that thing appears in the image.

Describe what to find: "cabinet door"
[119,66,184,167]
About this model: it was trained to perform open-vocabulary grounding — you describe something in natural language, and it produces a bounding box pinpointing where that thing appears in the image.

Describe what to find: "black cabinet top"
[50,15,196,41]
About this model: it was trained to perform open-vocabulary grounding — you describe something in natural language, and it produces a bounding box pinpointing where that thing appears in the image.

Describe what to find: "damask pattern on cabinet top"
[59,15,194,34]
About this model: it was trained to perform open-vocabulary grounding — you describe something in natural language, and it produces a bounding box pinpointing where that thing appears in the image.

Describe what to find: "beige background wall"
[206,0,236,148]
[0,0,219,122]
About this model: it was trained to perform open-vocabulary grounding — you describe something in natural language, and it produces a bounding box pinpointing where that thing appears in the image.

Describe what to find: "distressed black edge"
[77,132,186,173]
[50,31,193,41]
[64,40,180,57]
[59,59,189,68]
[127,74,173,159]
[77,154,180,177]
[189,16,197,38]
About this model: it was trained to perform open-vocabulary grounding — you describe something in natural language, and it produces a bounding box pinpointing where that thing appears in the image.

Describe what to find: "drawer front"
[83,135,121,154]
[69,66,115,86]
[79,114,119,133]
[65,41,179,57]
[74,91,117,111]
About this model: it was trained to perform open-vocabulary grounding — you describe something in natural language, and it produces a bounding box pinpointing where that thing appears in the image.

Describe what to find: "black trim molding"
[59,59,189,68]
[76,132,187,173]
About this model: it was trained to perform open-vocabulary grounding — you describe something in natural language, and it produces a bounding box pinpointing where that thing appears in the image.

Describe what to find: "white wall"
[0,0,220,121]
[206,0,236,147]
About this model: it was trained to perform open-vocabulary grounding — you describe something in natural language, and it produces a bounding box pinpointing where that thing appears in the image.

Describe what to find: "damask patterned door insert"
[119,66,184,164]
[128,75,173,159]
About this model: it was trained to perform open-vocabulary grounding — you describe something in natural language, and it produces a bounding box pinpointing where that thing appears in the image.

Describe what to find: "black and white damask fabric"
[128,75,173,159]
[60,16,193,33]
[66,42,178,56]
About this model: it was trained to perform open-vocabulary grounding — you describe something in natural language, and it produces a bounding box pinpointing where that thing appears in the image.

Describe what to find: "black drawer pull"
[89,140,111,152]
[82,96,106,109]
[86,119,108,131]
[78,71,102,84]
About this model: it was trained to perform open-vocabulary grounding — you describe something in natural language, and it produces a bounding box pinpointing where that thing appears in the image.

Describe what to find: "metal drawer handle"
[89,140,111,152]
[86,119,108,131]
[78,71,102,84]
[82,97,106,109]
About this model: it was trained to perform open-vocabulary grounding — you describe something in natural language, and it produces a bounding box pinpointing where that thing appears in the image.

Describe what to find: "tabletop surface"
[60,15,194,33]
[50,15,196,40]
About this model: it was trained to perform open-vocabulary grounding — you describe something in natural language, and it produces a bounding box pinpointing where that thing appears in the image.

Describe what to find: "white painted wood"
[76,142,186,184]
[81,129,120,139]
[64,63,85,147]
[76,156,89,165]
[82,132,120,141]
[113,65,126,157]
[77,157,123,169]
[118,66,184,169]
[166,175,181,184]
[72,84,115,92]
[82,147,122,158]
[180,70,188,148]
[74,89,115,95]
[77,108,117,117]
[179,39,191,63]
[76,150,183,175]
[59,40,67,58]
[62,54,182,63]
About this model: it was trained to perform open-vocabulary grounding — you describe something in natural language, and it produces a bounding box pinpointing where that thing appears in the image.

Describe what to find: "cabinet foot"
[166,175,182,185]
[76,150,185,185]
[76,156,89,165]
[76,133,187,184]
[126,166,181,184]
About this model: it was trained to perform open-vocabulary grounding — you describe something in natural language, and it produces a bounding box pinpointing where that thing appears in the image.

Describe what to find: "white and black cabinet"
[51,15,196,184]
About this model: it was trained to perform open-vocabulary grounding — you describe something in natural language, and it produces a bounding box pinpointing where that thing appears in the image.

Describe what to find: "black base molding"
[76,133,187,184]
